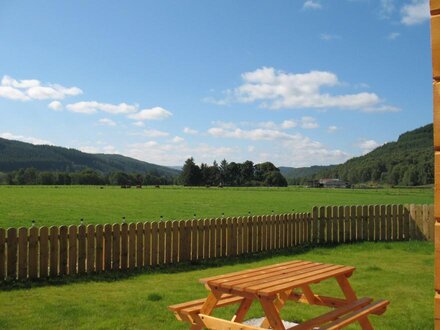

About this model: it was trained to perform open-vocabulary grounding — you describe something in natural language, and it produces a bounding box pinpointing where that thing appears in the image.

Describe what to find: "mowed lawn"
[0,186,433,227]
[0,241,433,329]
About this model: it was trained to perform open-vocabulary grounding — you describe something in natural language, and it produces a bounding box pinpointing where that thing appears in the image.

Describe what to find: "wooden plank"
[337,206,344,243]
[49,226,59,277]
[259,215,265,251]
[222,218,227,257]
[432,13,440,79]
[128,223,136,270]
[247,216,253,253]
[39,227,48,278]
[286,214,291,247]
[318,206,325,243]
[356,206,362,241]
[312,207,318,244]
[325,206,331,243]
[185,220,192,260]
[172,221,179,263]
[203,219,210,260]
[158,221,165,264]
[103,224,112,271]
[237,217,243,255]
[403,206,410,240]
[374,205,380,241]
[199,314,261,330]
[423,204,430,240]
[28,226,38,279]
[179,220,188,262]
[0,229,5,280]
[392,204,398,240]
[95,224,103,273]
[408,204,416,239]
[397,204,404,240]
[435,222,440,291]
[120,223,128,270]
[380,205,386,241]
[209,218,216,258]
[68,226,77,275]
[429,204,435,241]
[386,205,393,241]
[331,206,338,243]
[86,225,95,273]
[112,224,120,271]
[231,217,237,257]
[144,222,151,266]
[18,227,28,280]
[59,226,68,276]
[368,205,374,241]
[78,224,86,274]
[350,206,356,242]
[266,215,272,250]
[191,219,197,261]
[165,221,172,264]
[362,206,369,241]
[136,223,144,268]
[151,222,158,266]
[7,228,17,280]
[197,220,204,260]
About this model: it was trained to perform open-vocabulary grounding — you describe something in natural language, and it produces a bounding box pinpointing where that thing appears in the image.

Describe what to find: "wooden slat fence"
[0,204,433,281]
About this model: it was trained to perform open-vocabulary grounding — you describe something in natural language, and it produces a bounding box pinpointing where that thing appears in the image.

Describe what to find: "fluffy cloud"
[401,0,429,25]
[66,101,138,115]
[48,101,63,111]
[0,132,52,145]
[0,75,82,101]
[172,136,184,143]
[212,67,399,113]
[327,125,338,133]
[303,0,322,10]
[356,139,382,154]
[79,144,117,154]
[183,127,199,135]
[141,129,170,137]
[127,107,172,121]
[98,118,117,127]
[387,32,401,40]
[281,120,297,129]
[300,116,319,129]
[133,121,145,127]
[379,0,396,19]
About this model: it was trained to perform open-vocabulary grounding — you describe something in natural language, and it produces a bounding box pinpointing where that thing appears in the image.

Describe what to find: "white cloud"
[79,144,118,154]
[48,101,63,111]
[79,146,99,153]
[183,127,199,135]
[133,121,145,127]
[300,116,319,129]
[303,0,322,10]
[356,139,381,154]
[320,33,341,41]
[387,32,401,40]
[66,101,138,115]
[172,136,184,143]
[281,120,297,129]
[141,129,169,137]
[327,125,338,133]
[0,75,82,101]
[208,127,298,141]
[379,0,396,19]
[0,132,52,145]
[248,145,255,152]
[401,0,429,25]
[212,67,398,113]
[127,106,172,121]
[211,121,237,129]
[98,118,117,127]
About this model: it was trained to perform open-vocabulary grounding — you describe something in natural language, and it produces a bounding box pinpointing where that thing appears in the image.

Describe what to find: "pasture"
[0,241,433,329]
[0,186,433,228]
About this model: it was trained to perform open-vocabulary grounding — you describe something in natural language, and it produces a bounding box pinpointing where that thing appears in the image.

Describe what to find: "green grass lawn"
[0,186,433,227]
[0,241,433,329]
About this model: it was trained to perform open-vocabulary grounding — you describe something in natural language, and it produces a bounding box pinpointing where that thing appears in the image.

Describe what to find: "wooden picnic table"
[169,260,389,330]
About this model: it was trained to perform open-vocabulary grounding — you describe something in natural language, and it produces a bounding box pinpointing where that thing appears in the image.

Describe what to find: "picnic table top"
[200,260,355,297]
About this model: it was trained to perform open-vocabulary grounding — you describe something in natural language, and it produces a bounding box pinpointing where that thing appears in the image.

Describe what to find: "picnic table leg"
[260,290,291,328]
[259,295,288,330]
[232,298,254,323]
[191,289,222,330]
[336,275,374,330]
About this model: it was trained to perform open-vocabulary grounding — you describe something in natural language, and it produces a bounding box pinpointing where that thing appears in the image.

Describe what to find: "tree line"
[0,168,175,186]
[180,158,288,187]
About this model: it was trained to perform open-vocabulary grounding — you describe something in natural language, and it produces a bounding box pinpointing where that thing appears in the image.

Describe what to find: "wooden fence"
[0,204,433,281]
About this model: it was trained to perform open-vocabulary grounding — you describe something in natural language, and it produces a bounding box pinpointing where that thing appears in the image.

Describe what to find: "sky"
[0,0,434,167]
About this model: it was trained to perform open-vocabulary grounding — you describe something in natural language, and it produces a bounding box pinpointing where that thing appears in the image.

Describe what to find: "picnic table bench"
[169,260,389,329]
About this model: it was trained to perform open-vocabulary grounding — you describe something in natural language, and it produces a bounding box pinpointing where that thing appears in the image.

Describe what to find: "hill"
[0,138,180,176]
[280,165,335,179]
[292,123,433,186]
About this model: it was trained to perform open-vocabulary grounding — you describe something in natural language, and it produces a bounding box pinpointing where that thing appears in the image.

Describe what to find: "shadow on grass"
[0,240,429,291]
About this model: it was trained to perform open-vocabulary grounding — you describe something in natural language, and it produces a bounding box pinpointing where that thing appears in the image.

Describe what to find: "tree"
[180,158,202,186]
[264,171,288,187]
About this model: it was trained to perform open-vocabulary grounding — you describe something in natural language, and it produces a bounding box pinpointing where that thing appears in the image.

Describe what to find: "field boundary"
[0,203,433,281]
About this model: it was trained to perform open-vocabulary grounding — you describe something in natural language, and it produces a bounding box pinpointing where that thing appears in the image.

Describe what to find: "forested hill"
[295,124,433,186]
[0,138,180,176]
[279,165,336,179]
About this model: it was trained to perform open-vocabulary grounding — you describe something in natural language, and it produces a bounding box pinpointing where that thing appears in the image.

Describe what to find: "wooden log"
[28,226,38,279]
[39,227,48,278]
[136,222,144,268]
[68,226,77,275]
[18,227,28,280]
[78,224,86,274]
[86,225,95,273]
[120,223,128,270]
[95,224,103,273]
[103,224,112,271]
[144,222,151,266]
[165,221,172,264]
[59,226,68,276]
[172,221,179,263]
[49,226,59,277]
[112,224,120,271]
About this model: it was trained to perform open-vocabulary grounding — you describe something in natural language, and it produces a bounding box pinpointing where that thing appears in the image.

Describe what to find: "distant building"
[319,178,351,188]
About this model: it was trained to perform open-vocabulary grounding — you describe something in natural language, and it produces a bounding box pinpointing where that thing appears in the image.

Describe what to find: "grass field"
[0,241,433,329]
[0,186,433,228]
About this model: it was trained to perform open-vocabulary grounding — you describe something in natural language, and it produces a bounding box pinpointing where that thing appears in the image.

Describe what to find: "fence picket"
[158,221,165,265]
[165,221,172,264]
[191,220,197,261]
[39,227,48,278]
[129,223,136,270]
[0,229,4,280]
[172,221,179,263]
[368,205,374,241]
[403,206,410,240]
[112,224,120,271]
[120,223,128,270]
[198,220,204,259]
[151,222,158,266]
[392,205,398,240]
[95,224,103,272]
[137,223,144,268]
[18,227,27,280]
[144,222,151,266]
[237,217,243,254]
[397,205,404,240]
[356,206,362,241]
[7,228,17,280]
[78,225,86,274]
[350,206,356,242]
[49,226,59,277]
[104,224,112,271]
[28,227,38,279]
[68,226,78,275]
[380,205,386,241]
[86,225,95,273]
[59,226,68,276]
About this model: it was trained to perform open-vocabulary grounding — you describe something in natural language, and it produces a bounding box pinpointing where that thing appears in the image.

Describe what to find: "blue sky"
[0,0,433,167]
